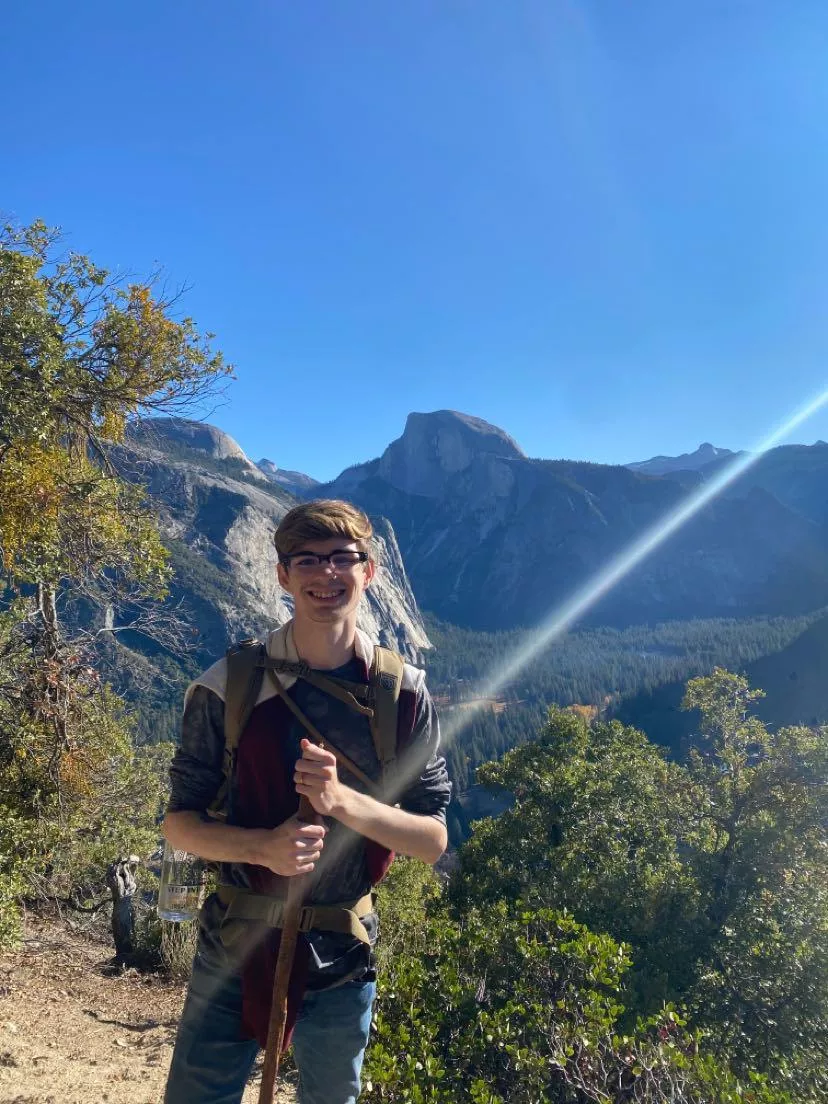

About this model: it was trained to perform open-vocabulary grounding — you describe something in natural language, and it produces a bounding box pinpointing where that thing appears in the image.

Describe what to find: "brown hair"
[274,499,373,561]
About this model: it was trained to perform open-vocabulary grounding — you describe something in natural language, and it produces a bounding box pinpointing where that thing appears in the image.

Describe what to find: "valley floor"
[0,914,295,1104]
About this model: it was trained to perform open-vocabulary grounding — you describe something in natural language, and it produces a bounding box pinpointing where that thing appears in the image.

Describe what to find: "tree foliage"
[434,670,827,1100]
[363,670,825,1101]
[680,672,828,1094]
[0,219,228,596]
[452,709,698,1011]
[0,219,230,943]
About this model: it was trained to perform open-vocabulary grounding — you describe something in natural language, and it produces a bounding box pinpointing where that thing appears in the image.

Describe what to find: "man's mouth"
[306,588,346,601]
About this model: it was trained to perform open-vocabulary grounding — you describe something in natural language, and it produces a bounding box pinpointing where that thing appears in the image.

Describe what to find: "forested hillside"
[618,609,828,752]
[423,612,818,803]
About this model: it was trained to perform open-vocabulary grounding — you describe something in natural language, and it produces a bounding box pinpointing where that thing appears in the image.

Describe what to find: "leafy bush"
[0,806,48,946]
[0,610,174,944]
[374,856,442,979]
[364,901,788,1103]
[438,671,828,1100]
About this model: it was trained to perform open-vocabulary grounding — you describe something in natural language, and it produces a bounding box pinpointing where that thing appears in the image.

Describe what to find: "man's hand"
[294,739,349,818]
[253,813,327,876]
[290,739,446,865]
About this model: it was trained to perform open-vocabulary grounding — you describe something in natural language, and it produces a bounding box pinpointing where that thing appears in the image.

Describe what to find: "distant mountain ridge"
[315,410,828,631]
[627,442,740,476]
[127,412,828,640]
[101,412,828,782]
[109,412,828,752]
[256,459,320,497]
[127,417,270,483]
[329,410,525,498]
[692,440,828,527]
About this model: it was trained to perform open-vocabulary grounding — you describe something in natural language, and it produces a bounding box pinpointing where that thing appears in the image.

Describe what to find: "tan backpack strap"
[264,666,382,799]
[369,646,404,780]
[264,659,373,716]
[207,640,265,820]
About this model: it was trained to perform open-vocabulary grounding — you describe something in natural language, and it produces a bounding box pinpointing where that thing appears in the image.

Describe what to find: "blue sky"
[4,0,828,481]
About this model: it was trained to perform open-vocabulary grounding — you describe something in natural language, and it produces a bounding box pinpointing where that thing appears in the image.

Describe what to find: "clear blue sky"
[4,1,828,480]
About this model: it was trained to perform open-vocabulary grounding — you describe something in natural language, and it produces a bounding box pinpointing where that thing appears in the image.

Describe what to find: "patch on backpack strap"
[378,673,397,692]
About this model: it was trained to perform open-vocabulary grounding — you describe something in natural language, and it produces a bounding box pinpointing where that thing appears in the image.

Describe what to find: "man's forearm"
[334,789,447,865]
[164,810,328,878]
[163,810,264,865]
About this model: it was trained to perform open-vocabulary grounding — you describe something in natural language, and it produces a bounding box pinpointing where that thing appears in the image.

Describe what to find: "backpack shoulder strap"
[224,639,267,753]
[208,639,264,820]
[369,646,405,779]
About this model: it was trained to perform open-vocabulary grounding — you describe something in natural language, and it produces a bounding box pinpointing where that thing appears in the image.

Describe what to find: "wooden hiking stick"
[257,793,318,1104]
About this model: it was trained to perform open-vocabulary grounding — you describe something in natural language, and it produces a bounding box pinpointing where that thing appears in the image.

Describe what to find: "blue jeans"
[165,926,376,1104]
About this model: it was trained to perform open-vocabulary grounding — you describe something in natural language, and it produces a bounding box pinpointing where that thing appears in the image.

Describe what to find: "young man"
[163,499,451,1104]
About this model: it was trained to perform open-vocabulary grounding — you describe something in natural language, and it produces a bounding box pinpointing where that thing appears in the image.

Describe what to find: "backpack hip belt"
[216,884,374,945]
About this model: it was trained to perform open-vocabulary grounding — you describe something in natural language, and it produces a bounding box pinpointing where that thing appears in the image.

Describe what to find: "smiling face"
[276,536,376,627]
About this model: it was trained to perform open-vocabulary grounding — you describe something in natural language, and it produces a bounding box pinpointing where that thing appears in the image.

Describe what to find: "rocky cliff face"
[127,417,268,478]
[319,411,828,631]
[119,420,431,663]
[377,410,525,496]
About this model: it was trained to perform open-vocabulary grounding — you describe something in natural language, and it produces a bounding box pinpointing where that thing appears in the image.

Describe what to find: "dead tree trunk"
[106,856,140,960]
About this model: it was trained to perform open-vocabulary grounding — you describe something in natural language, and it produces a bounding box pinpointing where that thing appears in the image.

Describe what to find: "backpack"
[208,639,405,819]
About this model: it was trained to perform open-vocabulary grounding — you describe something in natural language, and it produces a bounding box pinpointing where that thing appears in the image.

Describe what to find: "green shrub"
[0,807,47,947]
[364,902,788,1103]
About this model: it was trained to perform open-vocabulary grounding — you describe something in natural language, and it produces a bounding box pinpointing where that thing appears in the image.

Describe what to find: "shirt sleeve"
[395,681,452,823]
[166,685,226,814]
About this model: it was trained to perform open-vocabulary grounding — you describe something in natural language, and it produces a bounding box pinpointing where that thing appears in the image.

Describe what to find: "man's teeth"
[309,590,342,598]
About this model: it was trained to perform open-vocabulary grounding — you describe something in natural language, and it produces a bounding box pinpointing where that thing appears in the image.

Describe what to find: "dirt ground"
[0,913,295,1104]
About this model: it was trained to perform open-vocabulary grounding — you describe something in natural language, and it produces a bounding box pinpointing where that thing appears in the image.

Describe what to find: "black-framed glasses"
[281,549,370,572]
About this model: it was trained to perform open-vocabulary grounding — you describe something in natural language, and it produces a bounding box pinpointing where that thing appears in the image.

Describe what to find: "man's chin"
[307,609,346,623]
[300,601,354,623]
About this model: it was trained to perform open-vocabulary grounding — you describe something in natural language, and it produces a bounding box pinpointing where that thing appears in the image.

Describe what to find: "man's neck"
[290,617,358,670]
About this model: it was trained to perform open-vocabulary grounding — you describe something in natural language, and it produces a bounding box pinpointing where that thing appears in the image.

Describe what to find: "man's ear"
[363,559,376,588]
[276,561,290,590]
